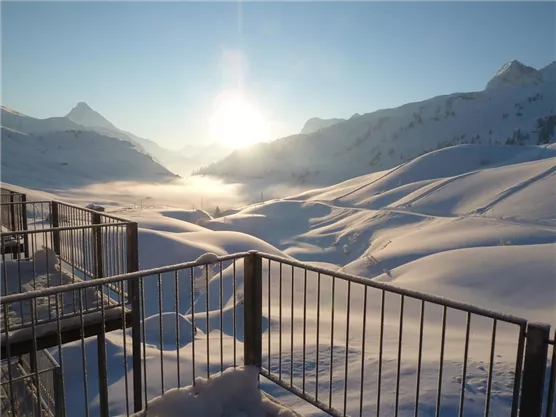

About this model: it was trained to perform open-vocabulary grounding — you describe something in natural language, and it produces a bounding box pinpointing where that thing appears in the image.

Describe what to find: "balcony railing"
[1,251,554,417]
[0,187,554,416]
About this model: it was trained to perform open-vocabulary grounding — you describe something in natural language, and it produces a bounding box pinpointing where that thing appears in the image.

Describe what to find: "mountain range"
[198,60,556,186]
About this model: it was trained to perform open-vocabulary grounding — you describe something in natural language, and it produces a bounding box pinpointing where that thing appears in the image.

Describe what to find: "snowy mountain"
[300,117,345,134]
[485,60,544,90]
[65,101,117,131]
[0,126,177,188]
[64,102,180,166]
[64,102,233,175]
[198,60,556,186]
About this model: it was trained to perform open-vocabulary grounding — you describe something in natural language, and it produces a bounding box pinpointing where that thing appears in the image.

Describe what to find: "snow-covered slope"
[198,60,556,186]
[0,127,177,188]
[203,144,556,325]
[7,140,555,416]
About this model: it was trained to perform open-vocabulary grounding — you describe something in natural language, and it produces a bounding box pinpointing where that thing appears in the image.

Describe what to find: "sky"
[1,1,555,150]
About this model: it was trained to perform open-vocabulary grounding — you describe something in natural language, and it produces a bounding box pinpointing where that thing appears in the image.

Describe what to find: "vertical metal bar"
[243,252,263,368]
[92,213,103,278]
[458,312,471,417]
[511,324,527,417]
[54,365,65,417]
[140,277,148,409]
[302,268,308,394]
[233,259,237,368]
[97,296,109,417]
[205,265,210,378]
[55,292,66,416]
[9,193,15,231]
[51,201,60,255]
[435,305,448,417]
[279,262,283,380]
[175,270,181,388]
[343,280,352,416]
[219,261,224,372]
[377,289,385,417]
[484,319,497,417]
[329,275,336,409]
[359,286,368,417]
[415,300,425,417]
[158,272,164,394]
[546,331,556,417]
[519,323,550,417]
[21,194,29,258]
[78,288,90,417]
[315,272,320,401]
[126,222,142,413]
[395,295,405,417]
[190,267,196,384]
[290,265,294,387]
[120,279,130,416]
[30,298,42,417]
[268,259,271,373]
[2,303,16,415]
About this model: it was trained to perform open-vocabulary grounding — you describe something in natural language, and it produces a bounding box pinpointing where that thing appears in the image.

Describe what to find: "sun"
[209,90,270,148]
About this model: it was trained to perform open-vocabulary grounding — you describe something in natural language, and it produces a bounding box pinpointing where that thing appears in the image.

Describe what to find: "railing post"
[97,331,109,417]
[54,366,65,417]
[9,192,16,231]
[92,212,103,278]
[243,251,263,368]
[519,322,550,416]
[126,222,142,412]
[51,201,61,255]
[21,194,29,258]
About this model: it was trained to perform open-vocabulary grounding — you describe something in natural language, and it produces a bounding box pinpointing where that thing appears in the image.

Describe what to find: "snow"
[2,58,555,417]
[0,127,176,188]
[127,366,297,417]
[198,60,555,189]
[485,60,544,90]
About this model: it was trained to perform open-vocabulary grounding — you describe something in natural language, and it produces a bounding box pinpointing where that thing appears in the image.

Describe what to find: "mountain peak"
[301,117,345,134]
[486,60,543,90]
[66,102,116,130]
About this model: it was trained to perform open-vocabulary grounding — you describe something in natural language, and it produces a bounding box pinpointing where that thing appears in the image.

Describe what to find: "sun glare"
[209,90,270,148]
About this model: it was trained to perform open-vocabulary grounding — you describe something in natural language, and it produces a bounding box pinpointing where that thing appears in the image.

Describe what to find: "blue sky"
[2,1,554,149]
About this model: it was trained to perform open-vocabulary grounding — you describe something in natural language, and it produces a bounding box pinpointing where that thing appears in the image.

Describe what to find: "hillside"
[198,60,556,186]
[202,143,556,324]
[0,127,177,188]
[11,141,554,417]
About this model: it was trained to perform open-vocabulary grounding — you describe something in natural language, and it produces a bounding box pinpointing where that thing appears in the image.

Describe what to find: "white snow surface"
[2,59,555,417]
[128,366,296,417]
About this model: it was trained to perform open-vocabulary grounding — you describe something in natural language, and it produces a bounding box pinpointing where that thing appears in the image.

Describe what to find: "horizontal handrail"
[257,252,528,325]
[0,252,250,304]
[0,222,130,236]
[55,201,130,223]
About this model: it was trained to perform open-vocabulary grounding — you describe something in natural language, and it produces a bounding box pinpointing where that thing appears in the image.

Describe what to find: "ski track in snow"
[470,163,556,215]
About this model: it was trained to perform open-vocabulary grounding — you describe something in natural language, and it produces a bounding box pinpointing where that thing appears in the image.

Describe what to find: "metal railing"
[0,191,138,331]
[1,349,63,417]
[0,252,554,417]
